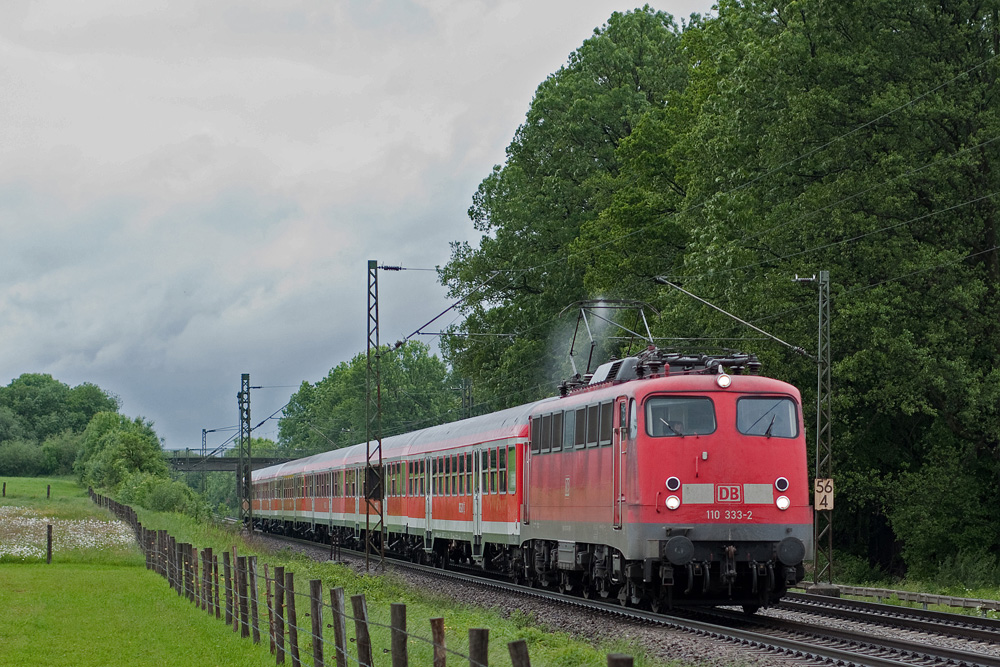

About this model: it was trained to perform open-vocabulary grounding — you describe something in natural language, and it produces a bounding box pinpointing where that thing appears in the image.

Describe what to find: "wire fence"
[90,490,635,667]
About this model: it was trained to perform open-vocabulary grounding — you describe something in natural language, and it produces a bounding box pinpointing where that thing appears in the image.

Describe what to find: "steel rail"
[783,592,1000,640]
[259,531,992,666]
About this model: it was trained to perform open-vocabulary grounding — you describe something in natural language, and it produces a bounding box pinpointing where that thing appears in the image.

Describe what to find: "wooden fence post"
[214,554,221,619]
[168,537,176,592]
[330,587,348,667]
[46,524,53,564]
[391,603,407,667]
[431,617,446,667]
[186,544,192,601]
[508,639,531,667]
[203,548,213,613]
[285,572,301,667]
[309,579,324,667]
[47,484,50,499]
[606,655,633,667]
[469,628,488,667]
[232,547,240,633]
[351,594,373,667]
[157,530,166,577]
[274,566,286,665]
[264,564,276,654]
[249,556,261,644]
[223,551,234,625]
[193,547,200,607]
[237,556,250,638]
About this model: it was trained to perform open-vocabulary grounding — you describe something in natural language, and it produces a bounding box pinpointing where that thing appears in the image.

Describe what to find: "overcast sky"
[0,0,715,451]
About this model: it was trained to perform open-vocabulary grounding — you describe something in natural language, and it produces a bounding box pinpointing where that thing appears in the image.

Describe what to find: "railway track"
[260,531,1000,666]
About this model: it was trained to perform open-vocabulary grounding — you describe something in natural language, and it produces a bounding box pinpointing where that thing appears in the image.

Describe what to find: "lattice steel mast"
[365,260,385,571]
[814,271,833,584]
[237,373,252,529]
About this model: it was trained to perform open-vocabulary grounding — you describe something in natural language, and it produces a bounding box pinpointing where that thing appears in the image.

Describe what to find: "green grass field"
[1,477,668,667]
[0,478,275,667]
[0,564,274,667]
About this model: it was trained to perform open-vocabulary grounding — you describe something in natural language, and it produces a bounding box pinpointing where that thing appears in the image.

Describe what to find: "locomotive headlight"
[775,495,791,510]
[716,373,732,388]
[775,477,789,492]
[665,476,681,491]
[665,495,681,510]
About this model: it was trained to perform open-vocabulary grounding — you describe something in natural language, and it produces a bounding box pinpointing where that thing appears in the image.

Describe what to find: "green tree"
[439,6,690,410]
[0,439,45,476]
[76,412,166,489]
[0,406,26,443]
[279,342,459,454]
[0,374,118,443]
[40,430,84,476]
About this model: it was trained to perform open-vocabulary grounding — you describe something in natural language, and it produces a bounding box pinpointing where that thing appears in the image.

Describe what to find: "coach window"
[574,407,587,449]
[498,447,507,493]
[599,402,614,446]
[587,404,600,447]
[551,412,563,452]
[544,413,555,453]
[507,446,516,493]
[466,453,473,494]
[445,456,451,496]
[451,455,458,495]
[481,451,488,492]
[490,448,498,493]
[563,411,575,452]
[737,397,798,438]
[448,455,455,496]
[645,397,717,437]
[530,417,541,453]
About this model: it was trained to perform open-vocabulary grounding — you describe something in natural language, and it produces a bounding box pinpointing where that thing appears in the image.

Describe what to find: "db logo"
[716,485,741,503]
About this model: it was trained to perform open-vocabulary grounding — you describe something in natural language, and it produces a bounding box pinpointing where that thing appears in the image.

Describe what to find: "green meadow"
[0,477,670,667]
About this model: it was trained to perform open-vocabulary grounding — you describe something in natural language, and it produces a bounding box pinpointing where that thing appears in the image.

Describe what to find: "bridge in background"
[165,450,292,472]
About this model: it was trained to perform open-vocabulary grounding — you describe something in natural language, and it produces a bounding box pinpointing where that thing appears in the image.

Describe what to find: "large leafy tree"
[278,341,459,455]
[75,412,167,489]
[0,374,119,444]
[439,6,690,410]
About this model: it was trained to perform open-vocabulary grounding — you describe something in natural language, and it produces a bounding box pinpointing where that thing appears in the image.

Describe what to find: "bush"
[832,551,892,586]
[115,472,211,521]
[930,550,1000,591]
[0,439,45,476]
[41,430,83,475]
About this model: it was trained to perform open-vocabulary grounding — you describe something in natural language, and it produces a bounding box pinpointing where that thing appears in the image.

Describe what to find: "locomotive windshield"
[645,397,716,437]
[737,397,798,438]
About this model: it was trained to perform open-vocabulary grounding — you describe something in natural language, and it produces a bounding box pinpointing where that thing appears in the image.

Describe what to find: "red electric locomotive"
[253,347,812,611]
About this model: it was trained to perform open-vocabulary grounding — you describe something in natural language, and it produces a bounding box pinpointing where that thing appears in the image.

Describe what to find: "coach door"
[472,450,483,551]
[613,397,628,529]
[424,456,433,543]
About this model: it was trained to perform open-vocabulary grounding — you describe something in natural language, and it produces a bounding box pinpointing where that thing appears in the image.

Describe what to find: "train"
[252,346,813,612]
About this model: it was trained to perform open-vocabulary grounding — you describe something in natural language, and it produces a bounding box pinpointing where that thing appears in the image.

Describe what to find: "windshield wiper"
[764,415,776,438]
[659,418,681,436]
